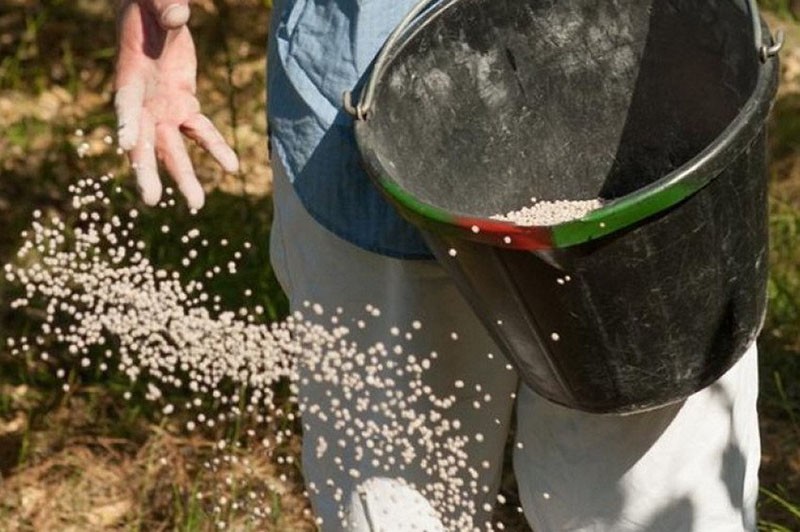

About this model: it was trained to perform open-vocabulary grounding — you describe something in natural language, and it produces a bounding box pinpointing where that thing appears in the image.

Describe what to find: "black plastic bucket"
[348,0,782,413]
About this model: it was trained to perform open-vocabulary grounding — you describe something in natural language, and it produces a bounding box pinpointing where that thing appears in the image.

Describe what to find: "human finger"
[140,0,191,30]
[130,111,163,206]
[181,114,240,173]
[157,125,205,210]
[114,81,145,151]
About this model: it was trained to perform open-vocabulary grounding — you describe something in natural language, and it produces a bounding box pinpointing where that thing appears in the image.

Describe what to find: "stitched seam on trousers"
[359,490,378,532]
[275,217,297,302]
[269,156,300,301]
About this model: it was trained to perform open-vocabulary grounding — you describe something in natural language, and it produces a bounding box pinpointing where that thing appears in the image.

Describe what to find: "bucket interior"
[359,0,760,218]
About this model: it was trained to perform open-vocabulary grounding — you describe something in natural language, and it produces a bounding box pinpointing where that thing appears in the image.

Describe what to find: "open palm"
[115,0,239,210]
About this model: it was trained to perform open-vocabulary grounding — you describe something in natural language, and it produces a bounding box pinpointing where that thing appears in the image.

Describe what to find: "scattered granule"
[3,174,514,531]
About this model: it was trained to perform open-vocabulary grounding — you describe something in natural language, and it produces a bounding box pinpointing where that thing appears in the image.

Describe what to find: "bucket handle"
[747,0,785,62]
[343,0,436,121]
[344,0,783,121]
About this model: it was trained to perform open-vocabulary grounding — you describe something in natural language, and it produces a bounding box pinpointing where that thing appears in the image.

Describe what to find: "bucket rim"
[354,10,780,251]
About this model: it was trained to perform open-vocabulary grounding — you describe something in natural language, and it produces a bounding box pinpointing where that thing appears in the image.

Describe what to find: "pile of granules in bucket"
[492,197,605,226]
[2,168,518,530]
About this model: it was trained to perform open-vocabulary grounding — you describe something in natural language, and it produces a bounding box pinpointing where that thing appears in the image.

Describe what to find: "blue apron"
[267,0,433,259]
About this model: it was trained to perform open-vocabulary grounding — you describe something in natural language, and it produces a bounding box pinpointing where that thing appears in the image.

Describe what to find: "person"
[114,1,762,530]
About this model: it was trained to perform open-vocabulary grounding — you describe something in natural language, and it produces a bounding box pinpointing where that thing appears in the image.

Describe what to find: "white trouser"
[269,158,760,531]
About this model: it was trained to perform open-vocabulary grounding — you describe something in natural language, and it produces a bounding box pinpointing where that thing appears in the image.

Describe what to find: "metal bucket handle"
[343,0,784,121]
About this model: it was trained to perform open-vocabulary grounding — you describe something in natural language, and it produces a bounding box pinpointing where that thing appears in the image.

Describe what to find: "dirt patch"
[1,445,136,531]
[0,426,313,531]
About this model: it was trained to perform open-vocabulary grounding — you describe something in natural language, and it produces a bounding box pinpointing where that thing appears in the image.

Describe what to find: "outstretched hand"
[115,0,239,210]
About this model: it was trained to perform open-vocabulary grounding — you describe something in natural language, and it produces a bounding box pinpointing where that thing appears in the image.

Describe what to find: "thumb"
[141,0,191,30]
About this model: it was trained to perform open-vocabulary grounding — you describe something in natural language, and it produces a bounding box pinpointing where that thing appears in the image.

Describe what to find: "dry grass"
[0,383,313,531]
[0,435,313,531]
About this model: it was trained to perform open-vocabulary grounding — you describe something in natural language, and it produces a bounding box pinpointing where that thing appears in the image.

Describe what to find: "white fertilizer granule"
[3,174,514,531]
[492,198,604,226]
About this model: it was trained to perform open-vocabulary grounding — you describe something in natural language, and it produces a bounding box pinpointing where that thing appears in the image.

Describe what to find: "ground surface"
[0,1,798,531]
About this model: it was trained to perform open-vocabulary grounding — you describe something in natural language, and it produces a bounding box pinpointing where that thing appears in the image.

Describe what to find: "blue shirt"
[267,0,433,259]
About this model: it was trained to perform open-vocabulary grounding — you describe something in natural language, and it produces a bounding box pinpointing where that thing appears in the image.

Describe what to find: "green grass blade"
[761,487,800,520]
